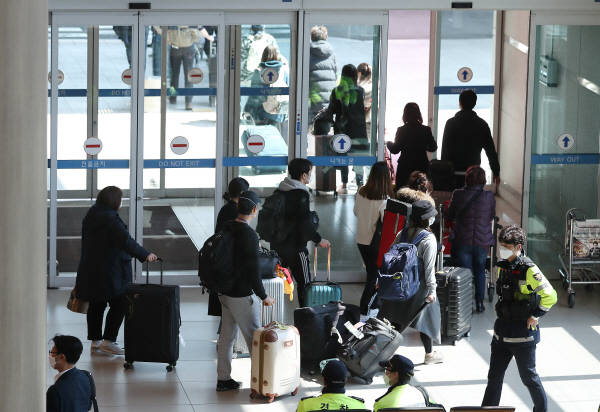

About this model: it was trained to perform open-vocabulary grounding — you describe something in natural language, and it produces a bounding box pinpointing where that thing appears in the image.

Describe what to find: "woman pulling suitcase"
[378,200,445,365]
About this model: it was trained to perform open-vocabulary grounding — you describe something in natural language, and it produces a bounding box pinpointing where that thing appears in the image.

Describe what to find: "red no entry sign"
[187,68,204,84]
[246,135,265,154]
[48,70,64,85]
[122,69,132,85]
[171,136,189,155]
[84,137,102,156]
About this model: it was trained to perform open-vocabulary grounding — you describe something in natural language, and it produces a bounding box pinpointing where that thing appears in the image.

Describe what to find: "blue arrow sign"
[462,70,469,80]
[267,71,274,82]
[338,138,346,150]
[562,136,570,148]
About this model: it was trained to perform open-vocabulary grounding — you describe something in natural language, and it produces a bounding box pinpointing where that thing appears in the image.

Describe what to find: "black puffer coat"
[308,40,338,116]
[75,203,150,303]
[446,184,496,247]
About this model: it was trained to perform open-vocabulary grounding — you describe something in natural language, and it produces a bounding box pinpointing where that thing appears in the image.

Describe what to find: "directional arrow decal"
[562,136,570,148]
[338,138,346,150]
[462,70,469,80]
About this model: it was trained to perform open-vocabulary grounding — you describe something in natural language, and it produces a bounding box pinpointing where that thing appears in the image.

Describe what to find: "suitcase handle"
[437,204,444,272]
[261,303,276,327]
[313,246,331,282]
[145,257,164,285]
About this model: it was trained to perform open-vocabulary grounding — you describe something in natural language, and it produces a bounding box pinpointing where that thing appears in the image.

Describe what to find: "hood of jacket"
[455,109,481,124]
[310,40,335,59]
[278,177,313,201]
[82,203,120,232]
[259,60,284,71]
[396,187,435,207]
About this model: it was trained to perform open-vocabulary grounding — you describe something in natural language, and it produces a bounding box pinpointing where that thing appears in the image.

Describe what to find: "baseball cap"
[238,190,262,207]
[379,354,414,375]
[321,360,347,388]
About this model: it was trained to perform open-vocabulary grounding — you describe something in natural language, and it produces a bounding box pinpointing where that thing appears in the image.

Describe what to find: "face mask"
[383,373,392,387]
[428,216,435,226]
[49,354,58,369]
[499,245,517,260]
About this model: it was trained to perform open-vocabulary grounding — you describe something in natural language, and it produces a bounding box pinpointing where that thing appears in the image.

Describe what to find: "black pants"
[87,294,127,342]
[357,243,381,315]
[170,45,194,104]
[274,247,311,308]
[482,341,547,412]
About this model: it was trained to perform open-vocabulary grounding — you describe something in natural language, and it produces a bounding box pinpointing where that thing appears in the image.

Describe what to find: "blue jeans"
[482,341,547,412]
[453,242,488,301]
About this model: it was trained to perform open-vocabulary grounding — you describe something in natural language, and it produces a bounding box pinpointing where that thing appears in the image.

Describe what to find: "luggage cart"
[558,208,600,308]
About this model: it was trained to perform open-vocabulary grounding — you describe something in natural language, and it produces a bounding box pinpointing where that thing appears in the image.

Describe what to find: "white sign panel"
[83,137,102,156]
[260,68,279,85]
[48,70,64,85]
[330,134,351,154]
[558,133,575,151]
[122,69,132,85]
[187,68,204,84]
[457,67,473,83]
[171,136,189,155]
[246,135,265,154]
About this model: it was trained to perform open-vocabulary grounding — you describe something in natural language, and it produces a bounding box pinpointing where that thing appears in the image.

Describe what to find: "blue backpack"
[378,230,430,301]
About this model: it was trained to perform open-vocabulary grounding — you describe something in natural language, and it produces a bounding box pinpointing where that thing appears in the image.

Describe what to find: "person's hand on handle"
[319,239,330,248]
[146,253,158,262]
[426,293,437,303]
[493,176,501,186]
[263,296,275,306]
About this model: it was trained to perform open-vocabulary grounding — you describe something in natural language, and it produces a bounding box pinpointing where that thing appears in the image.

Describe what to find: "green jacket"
[296,391,366,412]
[373,384,429,411]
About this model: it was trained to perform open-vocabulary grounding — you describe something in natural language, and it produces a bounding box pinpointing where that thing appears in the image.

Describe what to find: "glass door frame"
[522,10,600,240]
[299,11,389,162]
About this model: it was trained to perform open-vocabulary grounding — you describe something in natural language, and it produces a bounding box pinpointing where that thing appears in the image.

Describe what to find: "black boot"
[476,300,485,313]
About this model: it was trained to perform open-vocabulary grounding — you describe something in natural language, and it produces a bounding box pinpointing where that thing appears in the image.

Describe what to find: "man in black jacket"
[47,335,94,412]
[271,158,330,307]
[216,191,275,392]
[441,89,501,189]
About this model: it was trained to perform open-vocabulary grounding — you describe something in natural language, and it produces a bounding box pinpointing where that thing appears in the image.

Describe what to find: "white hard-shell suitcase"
[250,306,300,403]
[234,277,285,357]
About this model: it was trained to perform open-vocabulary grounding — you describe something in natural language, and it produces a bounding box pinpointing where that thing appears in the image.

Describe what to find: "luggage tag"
[331,327,343,344]
[179,333,186,348]
[344,321,364,340]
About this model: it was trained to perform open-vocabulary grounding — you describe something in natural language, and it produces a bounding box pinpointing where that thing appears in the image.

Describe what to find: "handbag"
[66,288,89,314]
[311,107,333,135]
[259,247,281,279]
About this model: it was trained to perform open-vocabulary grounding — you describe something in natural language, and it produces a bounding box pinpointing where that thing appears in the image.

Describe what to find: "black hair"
[459,89,477,110]
[397,372,413,385]
[51,335,83,364]
[402,103,423,124]
[498,224,526,246]
[341,64,358,85]
[96,186,123,211]
[288,158,313,180]
[223,177,249,201]
[237,198,256,215]
[406,171,429,193]
[465,165,486,186]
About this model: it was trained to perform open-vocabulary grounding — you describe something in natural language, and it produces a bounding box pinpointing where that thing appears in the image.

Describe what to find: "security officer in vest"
[482,224,557,412]
[374,355,437,411]
[296,360,366,412]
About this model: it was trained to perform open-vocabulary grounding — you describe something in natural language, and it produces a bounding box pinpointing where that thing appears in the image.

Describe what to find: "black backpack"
[198,222,242,293]
[256,190,289,243]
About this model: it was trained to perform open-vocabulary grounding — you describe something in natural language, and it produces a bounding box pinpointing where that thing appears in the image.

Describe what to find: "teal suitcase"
[303,247,342,307]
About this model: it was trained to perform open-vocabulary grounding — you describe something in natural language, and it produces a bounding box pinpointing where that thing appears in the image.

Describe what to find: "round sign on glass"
[83,137,102,156]
[171,136,189,155]
[187,68,204,84]
[260,68,279,85]
[457,67,473,83]
[47,70,64,85]
[246,135,265,154]
[330,134,351,154]
[122,69,132,85]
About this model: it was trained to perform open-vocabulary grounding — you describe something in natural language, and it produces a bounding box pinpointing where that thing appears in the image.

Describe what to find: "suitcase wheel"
[292,387,299,396]
[488,284,495,302]
[316,191,320,197]
[334,192,338,199]
[452,340,457,346]
[166,365,174,372]
[364,377,373,385]
[464,331,471,337]
[250,389,258,399]
[123,362,133,370]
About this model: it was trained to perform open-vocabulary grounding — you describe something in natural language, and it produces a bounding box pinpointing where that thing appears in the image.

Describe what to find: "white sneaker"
[424,351,445,365]
[99,341,125,355]
[91,340,102,353]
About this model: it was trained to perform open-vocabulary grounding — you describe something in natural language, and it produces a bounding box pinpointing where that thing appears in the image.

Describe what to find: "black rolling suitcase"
[293,301,360,374]
[337,301,429,384]
[124,258,180,372]
[436,266,473,345]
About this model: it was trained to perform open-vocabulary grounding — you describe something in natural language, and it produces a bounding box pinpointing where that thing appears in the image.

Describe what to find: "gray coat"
[378,227,441,344]
[308,40,338,115]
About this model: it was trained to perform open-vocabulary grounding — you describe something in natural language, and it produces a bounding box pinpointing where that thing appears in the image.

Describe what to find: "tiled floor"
[47,279,600,412]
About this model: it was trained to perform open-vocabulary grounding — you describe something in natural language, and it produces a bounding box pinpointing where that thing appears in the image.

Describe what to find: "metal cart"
[558,208,600,308]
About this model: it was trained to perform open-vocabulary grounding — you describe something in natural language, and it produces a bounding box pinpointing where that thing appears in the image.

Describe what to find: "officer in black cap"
[373,355,438,411]
[296,360,366,412]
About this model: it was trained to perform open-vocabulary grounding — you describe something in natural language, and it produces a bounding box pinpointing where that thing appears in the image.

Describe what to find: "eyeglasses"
[49,350,59,355]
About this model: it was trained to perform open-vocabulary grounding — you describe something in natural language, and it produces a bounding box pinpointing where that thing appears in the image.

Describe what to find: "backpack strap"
[81,369,99,412]
[414,384,447,411]
[411,230,431,245]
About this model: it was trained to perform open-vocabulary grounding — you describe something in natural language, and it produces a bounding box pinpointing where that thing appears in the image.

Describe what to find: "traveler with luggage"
[75,186,157,356]
[268,158,330,308]
[440,89,501,189]
[378,200,444,365]
[47,335,97,412]
[446,165,496,313]
[353,161,394,320]
[216,190,275,392]
[396,171,434,206]
[387,103,438,189]
[373,354,440,411]
[482,224,557,411]
[296,360,367,412]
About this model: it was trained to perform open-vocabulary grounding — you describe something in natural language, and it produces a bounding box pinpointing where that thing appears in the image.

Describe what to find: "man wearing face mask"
[482,225,557,412]
[296,360,366,412]
[47,335,95,412]
[373,354,440,410]
[271,158,330,307]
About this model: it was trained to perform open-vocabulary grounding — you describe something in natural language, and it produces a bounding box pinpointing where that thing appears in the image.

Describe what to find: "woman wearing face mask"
[378,201,444,365]
[445,165,496,313]
[75,186,157,355]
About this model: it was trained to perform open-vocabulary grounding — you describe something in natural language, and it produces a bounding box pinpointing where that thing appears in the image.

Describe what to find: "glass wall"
[528,24,600,272]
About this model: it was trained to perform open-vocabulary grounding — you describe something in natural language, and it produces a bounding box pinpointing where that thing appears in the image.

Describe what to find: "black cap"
[410,200,437,221]
[238,190,262,207]
[379,354,414,375]
[321,360,347,388]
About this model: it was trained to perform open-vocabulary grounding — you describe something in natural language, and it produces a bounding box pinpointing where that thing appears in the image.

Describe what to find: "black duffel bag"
[259,246,280,279]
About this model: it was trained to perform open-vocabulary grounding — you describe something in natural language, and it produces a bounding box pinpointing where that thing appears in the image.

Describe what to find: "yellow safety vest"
[373,384,427,412]
[296,392,366,412]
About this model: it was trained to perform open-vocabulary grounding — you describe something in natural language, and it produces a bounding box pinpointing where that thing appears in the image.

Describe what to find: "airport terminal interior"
[2,1,600,410]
